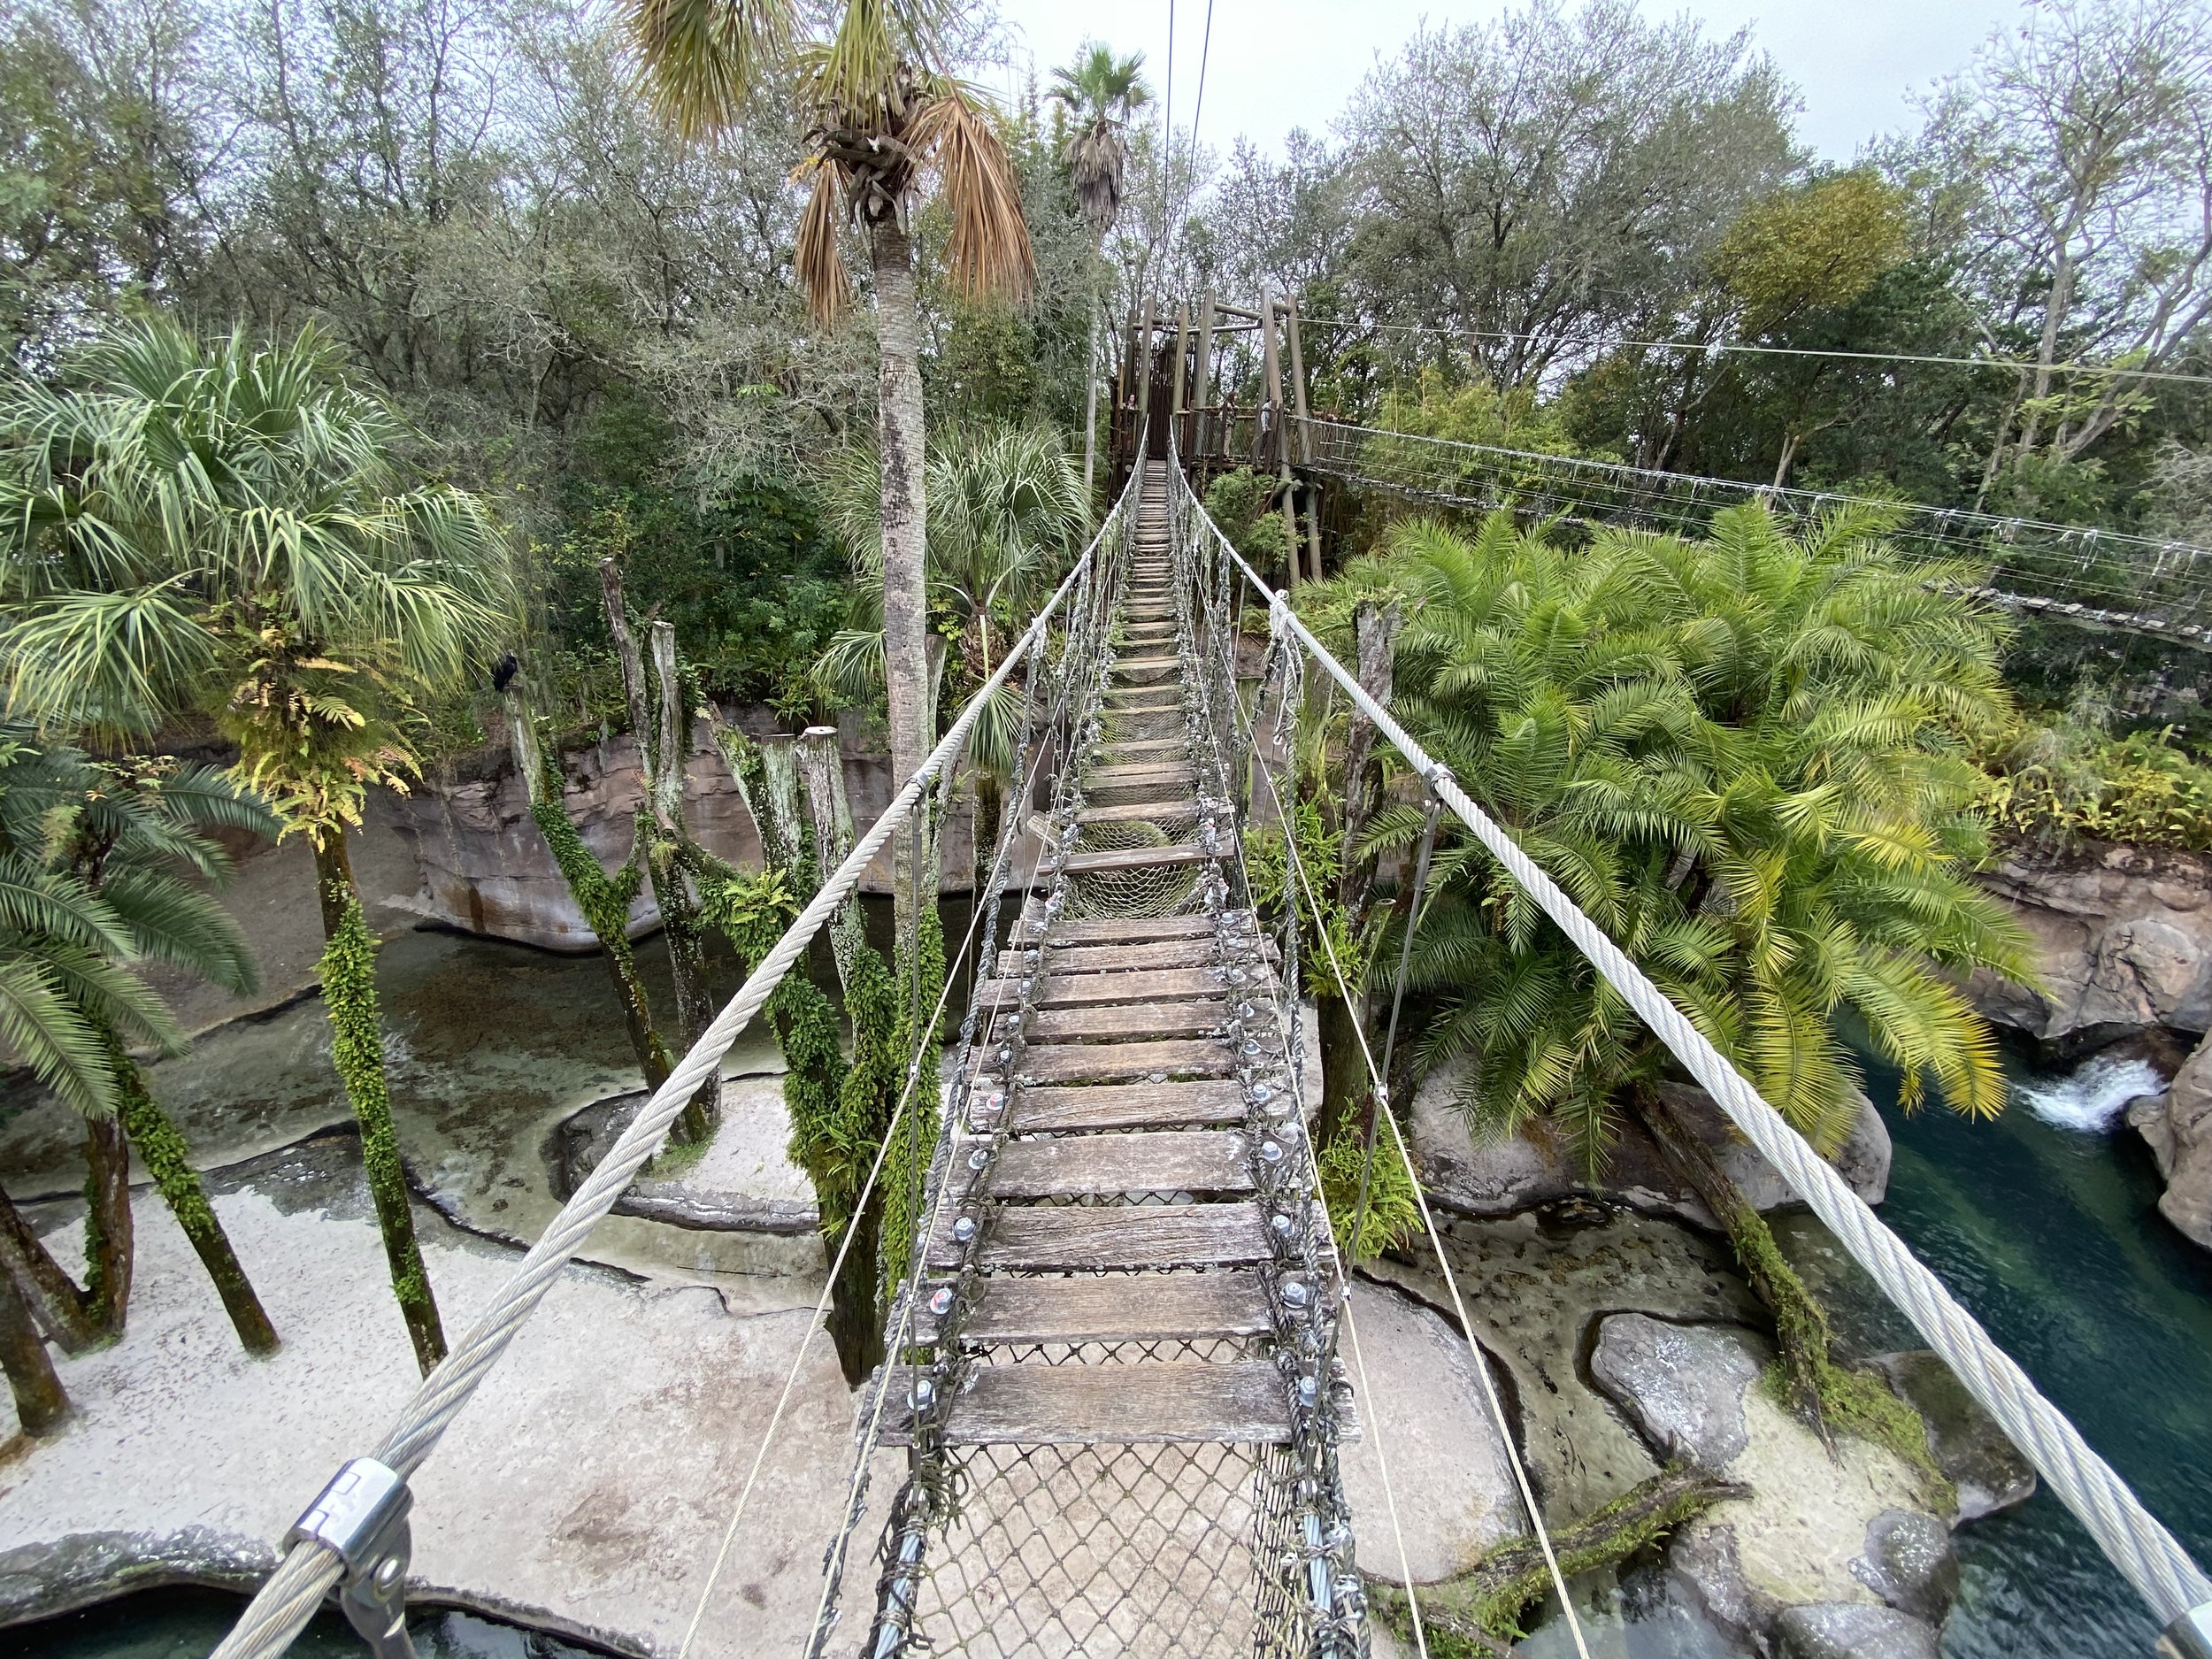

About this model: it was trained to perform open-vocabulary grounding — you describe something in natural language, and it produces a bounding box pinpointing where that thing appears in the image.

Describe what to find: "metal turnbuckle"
[287,1456,417,1659]
[2162,1604,2212,1659]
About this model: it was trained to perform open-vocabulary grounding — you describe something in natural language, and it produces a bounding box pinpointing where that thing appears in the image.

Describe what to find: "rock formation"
[1963,841,2212,1048]
[2128,1040,2212,1250]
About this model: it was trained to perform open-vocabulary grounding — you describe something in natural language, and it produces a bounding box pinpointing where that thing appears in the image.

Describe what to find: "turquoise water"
[1857,1044,2212,1659]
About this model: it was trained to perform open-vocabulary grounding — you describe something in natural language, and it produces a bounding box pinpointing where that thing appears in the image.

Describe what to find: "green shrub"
[1980,722,2212,852]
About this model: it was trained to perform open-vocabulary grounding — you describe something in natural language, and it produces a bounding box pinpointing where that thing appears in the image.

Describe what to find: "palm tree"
[1048,43,1150,499]
[0,733,282,1389]
[626,0,1036,946]
[1330,503,2037,1427]
[0,319,513,1375]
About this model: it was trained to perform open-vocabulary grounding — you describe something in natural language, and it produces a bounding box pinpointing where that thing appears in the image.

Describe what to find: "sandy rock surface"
[2133,1034,2212,1249]
[1581,1315,1953,1655]
[1335,1280,1525,1582]
[0,1142,870,1655]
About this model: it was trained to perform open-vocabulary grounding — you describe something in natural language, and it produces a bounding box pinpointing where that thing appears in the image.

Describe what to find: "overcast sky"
[987,0,2029,165]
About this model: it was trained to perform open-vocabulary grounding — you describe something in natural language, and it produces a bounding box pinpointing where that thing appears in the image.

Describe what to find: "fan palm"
[625,0,1035,947]
[0,318,514,1375]
[0,733,281,1386]
[1048,42,1150,497]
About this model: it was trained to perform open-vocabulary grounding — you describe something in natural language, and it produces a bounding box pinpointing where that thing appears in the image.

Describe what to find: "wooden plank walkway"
[888,458,1327,1451]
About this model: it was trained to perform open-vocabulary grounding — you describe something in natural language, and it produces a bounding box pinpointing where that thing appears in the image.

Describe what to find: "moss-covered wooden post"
[797,726,865,988]
[314,830,447,1374]
[503,685,672,1092]
[599,559,717,1144]
[78,1114,132,1337]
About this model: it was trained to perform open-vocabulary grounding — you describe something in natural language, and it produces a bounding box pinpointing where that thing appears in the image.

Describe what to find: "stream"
[1828,1039,2212,1659]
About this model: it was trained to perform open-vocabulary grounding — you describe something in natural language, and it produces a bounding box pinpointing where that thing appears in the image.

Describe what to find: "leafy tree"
[1325,502,2037,1425]
[1915,0,2212,491]
[626,0,1036,950]
[0,319,513,1374]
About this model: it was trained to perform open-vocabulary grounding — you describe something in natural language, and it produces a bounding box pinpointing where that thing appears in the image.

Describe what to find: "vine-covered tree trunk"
[105,1033,279,1356]
[1316,601,1402,1152]
[872,219,933,952]
[80,1114,131,1336]
[0,1263,67,1433]
[314,830,447,1374]
[505,686,672,1093]
[797,726,865,987]
[1633,1086,1832,1425]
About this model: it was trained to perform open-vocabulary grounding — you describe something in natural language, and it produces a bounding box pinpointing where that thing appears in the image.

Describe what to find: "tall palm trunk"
[872,219,933,946]
[313,829,447,1374]
[1083,293,1102,502]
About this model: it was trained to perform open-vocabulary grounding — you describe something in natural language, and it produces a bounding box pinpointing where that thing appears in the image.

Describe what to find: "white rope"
[1187,478,2212,1629]
[209,495,1132,1659]
[1235,645,1592,1659]
[671,603,1089,1656]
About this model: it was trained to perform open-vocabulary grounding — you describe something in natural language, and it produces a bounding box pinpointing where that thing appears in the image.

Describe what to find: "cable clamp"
[1417,760,1455,798]
[2162,1604,2212,1659]
[287,1457,417,1659]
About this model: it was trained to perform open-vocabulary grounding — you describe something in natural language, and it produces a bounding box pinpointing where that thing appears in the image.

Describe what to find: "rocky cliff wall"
[396,708,999,953]
[1962,842,2212,1048]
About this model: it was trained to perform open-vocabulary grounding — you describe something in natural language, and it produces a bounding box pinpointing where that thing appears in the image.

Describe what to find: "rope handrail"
[207,480,1137,1659]
[1174,463,2212,1643]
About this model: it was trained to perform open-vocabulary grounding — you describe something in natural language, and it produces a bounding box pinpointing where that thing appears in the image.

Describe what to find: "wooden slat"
[1044,914,1219,944]
[974,1202,1271,1271]
[1027,999,1227,1043]
[1087,762,1194,787]
[1115,654,1181,674]
[939,1361,1293,1445]
[989,1131,1251,1198]
[1063,842,1206,875]
[1046,938,1276,974]
[979,965,1221,1006]
[918,1272,1271,1345]
[1011,1079,1248,1132]
[1088,737,1187,759]
[1076,800,1201,825]
[1018,1038,1232,1084]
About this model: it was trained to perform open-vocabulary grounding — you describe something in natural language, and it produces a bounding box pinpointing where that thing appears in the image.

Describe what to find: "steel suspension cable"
[1180,468,2212,1638]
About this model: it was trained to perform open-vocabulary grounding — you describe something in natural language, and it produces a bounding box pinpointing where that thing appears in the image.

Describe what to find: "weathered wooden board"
[1011,1079,1249,1132]
[1018,1038,1232,1084]
[1044,914,1219,944]
[1026,999,1227,1043]
[939,1360,1293,1445]
[1063,842,1207,875]
[988,1131,1252,1198]
[1073,799,1201,826]
[917,1271,1272,1346]
[977,966,1222,1007]
[1089,736,1187,760]
[1086,762,1194,787]
[1045,938,1276,974]
[1114,654,1182,674]
[973,1202,1271,1271]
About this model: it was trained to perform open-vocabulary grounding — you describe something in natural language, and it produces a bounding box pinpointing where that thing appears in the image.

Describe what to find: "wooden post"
[1285,290,1313,465]
[1134,296,1154,454]
[1195,290,1217,467]
[797,726,864,992]
[1257,293,1282,471]
[1262,297,1300,587]
[1171,304,1190,456]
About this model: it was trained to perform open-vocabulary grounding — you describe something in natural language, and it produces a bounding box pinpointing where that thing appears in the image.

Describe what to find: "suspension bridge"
[201,324,2212,1659]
